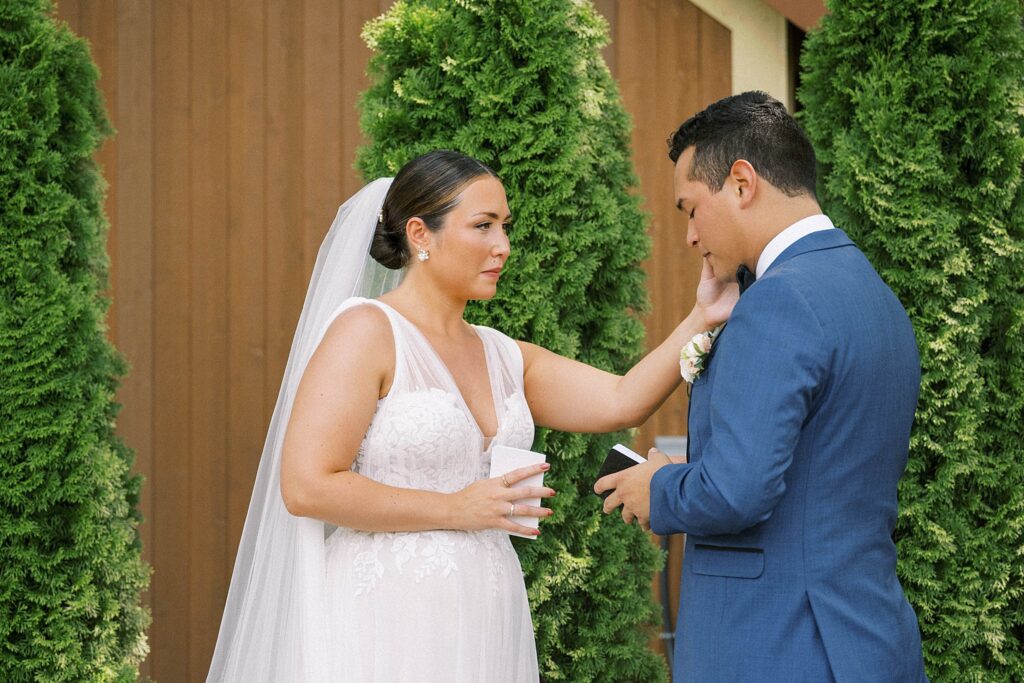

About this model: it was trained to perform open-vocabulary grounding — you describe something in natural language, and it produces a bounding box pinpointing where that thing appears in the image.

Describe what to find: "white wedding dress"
[322,297,539,682]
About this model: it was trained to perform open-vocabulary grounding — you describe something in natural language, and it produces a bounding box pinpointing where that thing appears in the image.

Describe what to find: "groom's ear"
[728,159,757,208]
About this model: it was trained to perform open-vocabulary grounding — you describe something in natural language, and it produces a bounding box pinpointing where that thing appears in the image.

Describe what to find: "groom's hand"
[594,448,671,530]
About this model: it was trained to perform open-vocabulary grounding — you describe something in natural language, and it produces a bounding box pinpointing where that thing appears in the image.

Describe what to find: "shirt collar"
[755,214,835,278]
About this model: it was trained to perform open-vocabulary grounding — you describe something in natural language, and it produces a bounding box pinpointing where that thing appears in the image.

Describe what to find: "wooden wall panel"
[54,0,730,677]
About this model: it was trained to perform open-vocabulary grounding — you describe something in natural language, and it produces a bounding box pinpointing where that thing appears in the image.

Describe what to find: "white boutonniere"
[679,325,723,384]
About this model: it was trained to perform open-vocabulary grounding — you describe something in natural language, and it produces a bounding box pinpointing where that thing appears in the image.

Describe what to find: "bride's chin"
[469,285,499,301]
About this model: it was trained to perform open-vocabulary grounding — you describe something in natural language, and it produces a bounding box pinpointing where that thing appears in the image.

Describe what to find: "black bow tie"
[737,264,756,294]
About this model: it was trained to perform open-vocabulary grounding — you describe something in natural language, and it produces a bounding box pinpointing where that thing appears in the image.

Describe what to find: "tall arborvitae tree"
[0,1,150,679]
[357,1,666,680]
[799,1,1024,679]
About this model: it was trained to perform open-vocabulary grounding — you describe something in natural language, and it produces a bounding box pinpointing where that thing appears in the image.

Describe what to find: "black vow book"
[594,444,646,500]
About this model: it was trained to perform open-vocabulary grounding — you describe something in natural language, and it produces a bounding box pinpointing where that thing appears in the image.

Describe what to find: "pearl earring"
[417,248,430,262]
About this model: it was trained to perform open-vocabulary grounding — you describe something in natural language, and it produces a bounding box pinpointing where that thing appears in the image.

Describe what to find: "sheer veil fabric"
[207,178,402,682]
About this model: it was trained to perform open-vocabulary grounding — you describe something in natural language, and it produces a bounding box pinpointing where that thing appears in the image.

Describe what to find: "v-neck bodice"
[373,300,500,441]
[340,297,535,490]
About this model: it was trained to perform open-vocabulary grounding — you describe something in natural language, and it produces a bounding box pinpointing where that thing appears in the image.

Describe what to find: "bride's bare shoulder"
[321,302,393,353]
[303,303,396,398]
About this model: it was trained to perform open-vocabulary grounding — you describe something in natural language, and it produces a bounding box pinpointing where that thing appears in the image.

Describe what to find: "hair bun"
[369,217,407,270]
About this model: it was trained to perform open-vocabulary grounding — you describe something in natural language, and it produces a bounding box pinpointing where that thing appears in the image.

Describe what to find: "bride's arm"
[520,259,738,433]
[279,305,553,535]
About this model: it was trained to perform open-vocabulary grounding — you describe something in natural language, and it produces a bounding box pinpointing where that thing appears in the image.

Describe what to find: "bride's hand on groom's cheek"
[694,257,739,329]
[594,449,671,531]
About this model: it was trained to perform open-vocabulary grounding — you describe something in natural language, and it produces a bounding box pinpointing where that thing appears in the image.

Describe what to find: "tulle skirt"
[324,528,539,682]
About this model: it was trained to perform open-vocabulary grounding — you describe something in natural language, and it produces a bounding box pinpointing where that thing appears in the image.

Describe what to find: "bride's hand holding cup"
[446,463,555,537]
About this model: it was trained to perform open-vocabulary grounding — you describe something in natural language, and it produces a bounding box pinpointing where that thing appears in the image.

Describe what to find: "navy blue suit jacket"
[650,229,928,682]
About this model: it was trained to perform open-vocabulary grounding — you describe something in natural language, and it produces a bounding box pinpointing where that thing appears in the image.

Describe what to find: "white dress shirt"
[755,214,836,278]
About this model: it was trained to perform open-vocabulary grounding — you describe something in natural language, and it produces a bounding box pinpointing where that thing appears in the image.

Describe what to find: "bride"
[207,150,736,682]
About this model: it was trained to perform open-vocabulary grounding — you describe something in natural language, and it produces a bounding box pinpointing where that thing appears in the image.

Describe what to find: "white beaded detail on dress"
[323,297,539,682]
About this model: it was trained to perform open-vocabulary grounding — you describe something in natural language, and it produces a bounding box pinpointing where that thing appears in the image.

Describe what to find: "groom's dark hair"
[668,91,817,199]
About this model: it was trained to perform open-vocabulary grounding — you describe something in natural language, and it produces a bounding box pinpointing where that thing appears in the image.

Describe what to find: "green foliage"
[357,1,666,680]
[0,1,150,680]
[799,1,1024,679]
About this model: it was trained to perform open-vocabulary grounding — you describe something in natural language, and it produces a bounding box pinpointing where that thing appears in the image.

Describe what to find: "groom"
[596,92,928,681]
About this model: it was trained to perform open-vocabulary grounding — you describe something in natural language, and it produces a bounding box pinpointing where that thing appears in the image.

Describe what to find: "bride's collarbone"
[429,333,490,386]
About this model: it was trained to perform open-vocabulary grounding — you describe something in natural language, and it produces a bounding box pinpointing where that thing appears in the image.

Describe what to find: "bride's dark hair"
[370,150,498,269]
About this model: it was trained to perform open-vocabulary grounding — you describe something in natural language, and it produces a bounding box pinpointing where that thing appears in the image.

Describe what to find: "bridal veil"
[207,178,401,682]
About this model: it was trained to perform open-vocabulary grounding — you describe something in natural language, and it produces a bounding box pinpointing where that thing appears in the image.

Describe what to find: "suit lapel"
[764,228,855,276]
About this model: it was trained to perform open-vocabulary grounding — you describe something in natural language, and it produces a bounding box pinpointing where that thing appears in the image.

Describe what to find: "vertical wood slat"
[340,2,383,198]
[188,0,230,676]
[658,0,701,438]
[151,1,191,679]
[81,0,118,331]
[650,0,679,461]
[113,0,155,678]
[226,0,267,578]
[615,0,663,448]
[302,0,342,276]
[700,12,732,110]
[264,0,306,426]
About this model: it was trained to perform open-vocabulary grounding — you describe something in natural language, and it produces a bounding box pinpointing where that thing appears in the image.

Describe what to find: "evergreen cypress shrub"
[799,1,1024,679]
[0,1,150,679]
[357,1,666,680]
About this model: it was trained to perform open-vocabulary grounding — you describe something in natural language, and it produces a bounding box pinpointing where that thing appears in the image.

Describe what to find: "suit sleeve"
[650,277,829,537]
